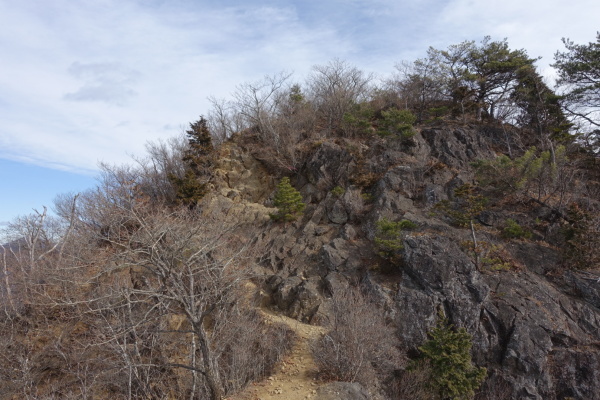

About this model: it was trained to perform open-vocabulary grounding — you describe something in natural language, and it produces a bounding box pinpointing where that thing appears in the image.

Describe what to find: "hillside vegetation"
[1,35,600,400]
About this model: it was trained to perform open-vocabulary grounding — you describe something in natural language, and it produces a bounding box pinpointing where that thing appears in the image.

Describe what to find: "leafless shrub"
[391,361,437,400]
[474,373,514,400]
[214,309,295,394]
[311,286,404,390]
[134,134,188,204]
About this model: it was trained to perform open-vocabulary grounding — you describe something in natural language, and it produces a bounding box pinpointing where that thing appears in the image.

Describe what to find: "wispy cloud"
[0,1,354,172]
[438,0,600,66]
[64,62,140,105]
[1,0,599,175]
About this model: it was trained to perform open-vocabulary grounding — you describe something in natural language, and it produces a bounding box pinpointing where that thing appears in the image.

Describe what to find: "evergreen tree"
[464,37,536,120]
[553,33,600,129]
[419,315,487,400]
[169,168,207,208]
[512,65,572,143]
[270,177,305,222]
[183,116,214,175]
[168,116,214,208]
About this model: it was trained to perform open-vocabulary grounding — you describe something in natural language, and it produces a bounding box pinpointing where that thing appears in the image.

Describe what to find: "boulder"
[315,382,370,400]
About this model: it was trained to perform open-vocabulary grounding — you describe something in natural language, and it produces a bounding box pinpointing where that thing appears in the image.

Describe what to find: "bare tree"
[81,202,294,399]
[207,96,248,144]
[134,134,189,205]
[0,196,78,318]
[232,71,293,147]
[307,59,374,134]
[114,209,247,400]
[390,54,448,122]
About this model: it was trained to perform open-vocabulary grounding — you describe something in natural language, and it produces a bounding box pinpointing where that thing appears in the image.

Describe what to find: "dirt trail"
[231,310,326,400]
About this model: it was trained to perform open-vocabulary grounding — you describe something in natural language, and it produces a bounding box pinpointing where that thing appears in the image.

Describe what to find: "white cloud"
[1,0,599,175]
[437,0,600,67]
[1,0,362,172]
[64,62,141,105]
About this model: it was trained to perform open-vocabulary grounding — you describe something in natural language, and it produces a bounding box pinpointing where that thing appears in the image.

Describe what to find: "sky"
[1,0,599,224]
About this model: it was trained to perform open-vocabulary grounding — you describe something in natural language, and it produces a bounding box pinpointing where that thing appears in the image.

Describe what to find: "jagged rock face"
[396,234,489,347]
[397,234,600,399]
[421,126,496,170]
[213,126,600,399]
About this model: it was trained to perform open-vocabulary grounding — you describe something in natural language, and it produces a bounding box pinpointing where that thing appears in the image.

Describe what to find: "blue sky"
[1,0,599,224]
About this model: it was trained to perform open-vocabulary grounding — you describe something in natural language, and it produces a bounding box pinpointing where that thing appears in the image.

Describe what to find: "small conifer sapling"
[418,314,486,399]
[270,177,305,222]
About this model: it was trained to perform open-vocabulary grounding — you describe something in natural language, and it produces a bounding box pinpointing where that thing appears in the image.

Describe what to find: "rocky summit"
[3,35,600,399]
[200,123,600,399]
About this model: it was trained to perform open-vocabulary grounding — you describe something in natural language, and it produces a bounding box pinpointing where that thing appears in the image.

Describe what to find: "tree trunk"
[1,247,17,316]
[194,321,222,400]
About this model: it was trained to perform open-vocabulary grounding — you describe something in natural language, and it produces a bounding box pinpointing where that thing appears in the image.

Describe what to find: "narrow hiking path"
[231,309,326,400]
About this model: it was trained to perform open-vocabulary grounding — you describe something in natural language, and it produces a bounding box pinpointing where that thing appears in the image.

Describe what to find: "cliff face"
[204,125,600,400]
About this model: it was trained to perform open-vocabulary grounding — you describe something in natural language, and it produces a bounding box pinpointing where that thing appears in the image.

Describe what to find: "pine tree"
[270,177,305,222]
[183,116,214,175]
[553,33,600,129]
[168,116,214,208]
[169,169,207,208]
[419,315,486,400]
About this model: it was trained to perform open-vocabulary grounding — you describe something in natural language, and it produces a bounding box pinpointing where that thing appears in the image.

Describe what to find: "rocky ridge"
[203,125,600,400]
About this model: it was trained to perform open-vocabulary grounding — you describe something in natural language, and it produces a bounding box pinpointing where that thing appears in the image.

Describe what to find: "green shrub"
[168,168,207,208]
[427,106,450,121]
[330,186,345,197]
[375,218,417,259]
[435,184,487,228]
[270,177,305,222]
[474,145,568,198]
[418,314,486,399]
[501,219,532,239]
[361,192,375,203]
[342,103,375,136]
[377,108,417,139]
[461,241,515,271]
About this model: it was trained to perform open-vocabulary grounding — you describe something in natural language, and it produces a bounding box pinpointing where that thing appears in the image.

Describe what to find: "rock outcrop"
[203,125,600,399]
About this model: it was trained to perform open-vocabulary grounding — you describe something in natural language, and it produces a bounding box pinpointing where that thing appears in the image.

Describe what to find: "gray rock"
[563,270,600,308]
[382,165,416,198]
[424,183,446,205]
[314,382,370,400]
[340,224,357,240]
[321,238,351,271]
[341,187,366,221]
[287,277,322,322]
[225,126,600,399]
[268,275,322,322]
[389,231,600,398]
[305,142,353,191]
[421,127,495,170]
[324,271,349,297]
[268,275,303,310]
[327,198,348,224]
[508,240,559,275]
